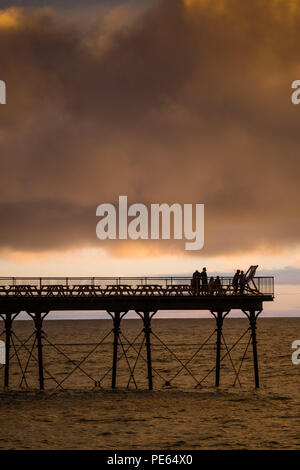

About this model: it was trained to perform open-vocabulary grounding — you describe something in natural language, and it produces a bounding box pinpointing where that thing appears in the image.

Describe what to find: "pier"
[0,274,274,391]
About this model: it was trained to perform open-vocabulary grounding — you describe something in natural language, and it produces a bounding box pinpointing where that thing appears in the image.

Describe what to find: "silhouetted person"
[208,276,215,294]
[201,267,208,293]
[214,276,222,295]
[192,270,201,295]
[232,269,240,294]
[239,270,246,294]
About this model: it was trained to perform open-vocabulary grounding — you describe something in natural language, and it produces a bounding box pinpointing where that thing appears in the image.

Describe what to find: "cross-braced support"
[4,314,12,389]
[107,311,127,389]
[1,313,11,389]
[144,312,153,390]
[243,309,262,388]
[0,312,19,389]
[210,310,230,387]
[136,311,156,390]
[112,312,121,389]
[28,312,48,391]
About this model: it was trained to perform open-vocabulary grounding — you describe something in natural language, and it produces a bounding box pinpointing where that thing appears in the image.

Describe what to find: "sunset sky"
[0,0,300,315]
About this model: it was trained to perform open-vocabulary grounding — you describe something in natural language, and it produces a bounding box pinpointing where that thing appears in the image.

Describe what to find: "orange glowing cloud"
[0,8,19,28]
[1,0,300,260]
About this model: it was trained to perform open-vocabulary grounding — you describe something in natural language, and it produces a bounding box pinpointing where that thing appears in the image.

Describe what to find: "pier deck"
[0,276,273,312]
[0,276,274,391]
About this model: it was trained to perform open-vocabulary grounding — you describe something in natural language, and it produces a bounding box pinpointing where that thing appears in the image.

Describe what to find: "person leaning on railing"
[191,270,201,295]
[214,276,222,295]
[239,270,246,294]
[232,269,240,294]
[200,267,208,294]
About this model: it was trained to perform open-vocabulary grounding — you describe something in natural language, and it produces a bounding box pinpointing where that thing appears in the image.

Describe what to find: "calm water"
[0,318,299,449]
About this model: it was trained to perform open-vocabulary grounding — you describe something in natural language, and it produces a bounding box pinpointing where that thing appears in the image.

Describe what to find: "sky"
[0,0,300,315]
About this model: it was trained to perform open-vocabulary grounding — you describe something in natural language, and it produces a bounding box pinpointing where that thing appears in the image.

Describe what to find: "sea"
[0,317,299,449]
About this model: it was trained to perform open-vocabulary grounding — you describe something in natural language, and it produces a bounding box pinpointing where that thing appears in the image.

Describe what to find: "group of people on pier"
[232,269,247,294]
[191,268,247,295]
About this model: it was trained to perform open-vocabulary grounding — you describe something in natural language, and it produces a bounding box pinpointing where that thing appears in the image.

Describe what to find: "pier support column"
[211,310,229,387]
[112,312,121,389]
[33,312,45,391]
[4,314,13,389]
[143,312,153,390]
[249,310,260,389]
[215,311,224,387]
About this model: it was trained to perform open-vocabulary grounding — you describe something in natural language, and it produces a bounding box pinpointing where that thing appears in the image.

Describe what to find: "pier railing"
[0,276,274,296]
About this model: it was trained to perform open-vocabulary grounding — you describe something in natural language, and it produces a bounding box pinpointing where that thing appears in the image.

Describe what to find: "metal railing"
[0,276,274,297]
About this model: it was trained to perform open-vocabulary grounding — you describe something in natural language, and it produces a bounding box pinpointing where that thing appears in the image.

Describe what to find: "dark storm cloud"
[0,200,95,250]
[0,1,136,8]
[0,0,300,255]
